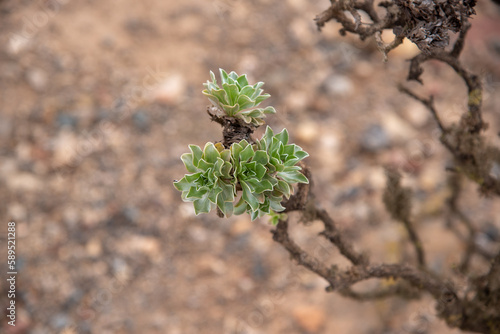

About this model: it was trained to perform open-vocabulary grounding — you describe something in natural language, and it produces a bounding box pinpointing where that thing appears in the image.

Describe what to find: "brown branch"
[272,218,332,280]
[446,174,497,273]
[339,283,421,301]
[383,169,426,268]
[314,0,398,38]
[272,216,457,299]
[375,32,404,62]
[406,51,484,134]
[397,85,446,133]
[316,207,368,266]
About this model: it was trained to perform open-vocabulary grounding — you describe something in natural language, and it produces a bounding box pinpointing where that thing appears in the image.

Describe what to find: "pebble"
[252,254,268,280]
[286,90,309,111]
[360,124,390,152]
[381,112,417,141]
[188,225,209,243]
[230,218,253,236]
[26,68,48,92]
[289,18,316,46]
[8,34,31,54]
[403,101,430,127]
[50,313,71,330]
[8,203,28,221]
[6,172,43,192]
[490,162,500,179]
[296,121,319,144]
[85,237,102,257]
[292,305,326,333]
[324,75,354,96]
[56,113,79,130]
[197,254,227,275]
[151,74,186,106]
[132,110,151,133]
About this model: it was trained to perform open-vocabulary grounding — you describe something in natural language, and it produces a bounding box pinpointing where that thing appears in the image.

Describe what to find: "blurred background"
[1,0,500,333]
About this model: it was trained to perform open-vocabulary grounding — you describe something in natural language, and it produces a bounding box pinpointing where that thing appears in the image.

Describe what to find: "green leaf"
[277,171,309,184]
[180,153,197,173]
[275,128,289,145]
[197,159,213,171]
[234,197,248,215]
[254,93,271,105]
[240,86,256,99]
[236,74,249,87]
[220,68,229,83]
[276,180,291,198]
[254,163,267,180]
[295,149,309,160]
[241,180,260,212]
[220,103,240,116]
[209,70,217,85]
[188,145,203,167]
[239,144,255,162]
[173,175,195,192]
[262,106,276,114]
[224,84,240,105]
[186,186,208,199]
[203,142,220,164]
[252,150,269,165]
[237,94,255,110]
[247,179,273,194]
[194,196,212,215]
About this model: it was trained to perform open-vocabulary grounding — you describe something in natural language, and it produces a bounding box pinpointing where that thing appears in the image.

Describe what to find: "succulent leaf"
[202,68,275,126]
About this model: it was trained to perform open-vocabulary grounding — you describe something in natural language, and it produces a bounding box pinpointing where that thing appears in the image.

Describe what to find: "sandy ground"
[1,0,500,333]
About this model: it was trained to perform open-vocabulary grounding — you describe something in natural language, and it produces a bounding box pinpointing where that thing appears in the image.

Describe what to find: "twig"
[316,207,368,265]
[397,85,446,133]
[272,218,332,280]
[339,283,421,301]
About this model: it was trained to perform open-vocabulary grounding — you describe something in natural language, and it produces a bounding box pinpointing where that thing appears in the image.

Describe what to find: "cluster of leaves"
[174,127,308,223]
[394,0,477,53]
[202,69,276,126]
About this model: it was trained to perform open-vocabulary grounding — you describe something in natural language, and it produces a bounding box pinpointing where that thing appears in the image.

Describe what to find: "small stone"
[6,173,43,192]
[188,225,208,243]
[230,218,253,236]
[286,90,309,111]
[8,34,31,54]
[382,112,417,141]
[50,313,71,330]
[151,74,186,106]
[353,60,374,78]
[296,121,319,144]
[56,113,79,130]
[360,124,390,152]
[26,68,48,92]
[292,305,326,333]
[129,235,161,258]
[197,255,227,275]
[8,203,27,221]
[85,238,102,257]
[483,223,500,242]
[179,203,196,218]
[132,110,151,133]
[490,162,500,179]
[403,102,430,127]
[324,75,354,96]
[289,18,316,46]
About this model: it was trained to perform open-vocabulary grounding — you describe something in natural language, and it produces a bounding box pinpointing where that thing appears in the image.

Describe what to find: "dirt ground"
[1,0,500,333]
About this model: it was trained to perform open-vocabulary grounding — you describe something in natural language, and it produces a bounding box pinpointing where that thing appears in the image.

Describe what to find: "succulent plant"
[174,126,309,222]
[175,70,309,224]
[202,68,276,126]
[173,142,236,216]
[233,126,309,221]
